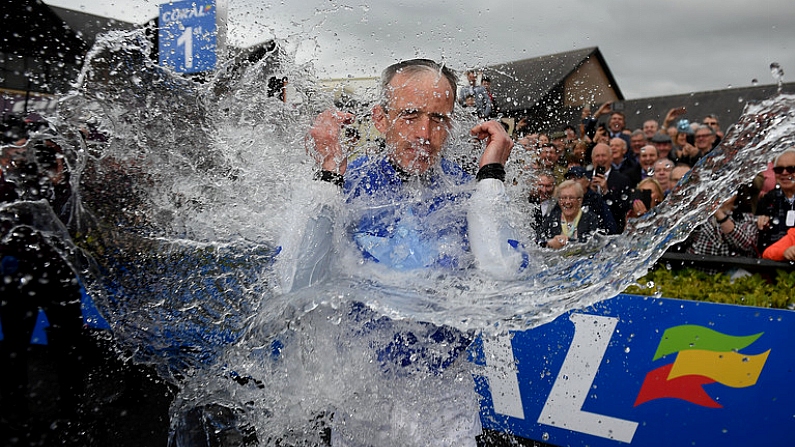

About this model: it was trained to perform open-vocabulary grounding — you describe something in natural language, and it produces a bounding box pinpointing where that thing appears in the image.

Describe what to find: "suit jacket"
[588,167,633,232]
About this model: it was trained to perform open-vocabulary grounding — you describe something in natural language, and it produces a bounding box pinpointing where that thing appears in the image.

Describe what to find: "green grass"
[623,267,795,309]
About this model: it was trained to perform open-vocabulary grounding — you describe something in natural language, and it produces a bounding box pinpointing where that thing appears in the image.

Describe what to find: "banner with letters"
[470,294,794,447]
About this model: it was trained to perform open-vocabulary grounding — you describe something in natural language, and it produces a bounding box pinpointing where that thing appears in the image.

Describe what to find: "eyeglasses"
[558,195,582,201]
[773,166,795,174]
[703,121,719,126]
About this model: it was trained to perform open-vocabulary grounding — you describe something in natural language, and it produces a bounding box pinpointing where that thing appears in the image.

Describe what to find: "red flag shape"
[634,363,721,408]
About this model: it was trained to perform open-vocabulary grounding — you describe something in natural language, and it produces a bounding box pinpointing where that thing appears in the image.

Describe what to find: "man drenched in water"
[278,59,528,291]
[263,59,529,446]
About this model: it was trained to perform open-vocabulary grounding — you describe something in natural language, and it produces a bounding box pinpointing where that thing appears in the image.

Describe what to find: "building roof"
[2,1,137,60]
[485,47,623,112]
[49,4,137,44]
[3,0,86,59]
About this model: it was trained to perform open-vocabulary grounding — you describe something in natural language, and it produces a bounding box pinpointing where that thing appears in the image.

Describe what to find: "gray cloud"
[49,0,795,99]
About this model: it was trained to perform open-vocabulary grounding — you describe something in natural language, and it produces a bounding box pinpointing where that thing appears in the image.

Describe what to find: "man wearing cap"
[651,133,674,161]
[565,166,618,234]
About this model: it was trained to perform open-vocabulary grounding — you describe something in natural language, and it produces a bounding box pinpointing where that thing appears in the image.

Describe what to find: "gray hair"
[379,59,458,106]
[774,148,795,165]
[555,180,584,199]
[695,124,715,135]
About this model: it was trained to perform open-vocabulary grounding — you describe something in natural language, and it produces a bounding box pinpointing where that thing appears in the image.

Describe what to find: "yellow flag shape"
[668,349,770,388]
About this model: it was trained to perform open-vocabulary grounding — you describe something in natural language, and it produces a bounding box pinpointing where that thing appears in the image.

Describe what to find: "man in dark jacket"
[587,143,633,233]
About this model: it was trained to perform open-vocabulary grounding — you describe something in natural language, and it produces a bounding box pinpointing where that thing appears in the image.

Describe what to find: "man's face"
[670,166,689,185]
[538,145,559,166]
[591,144,611,169]
[694,129,715,151]
[774,152,795,192]
[609,113,625,133]
[467,71,477,86]
[654,142,672,159]
[609,138,627,164]
[643,120,659,139]
[373,71,455,174]
[653,159,673,187]
[639,145,658,169]
[703,117,720,133]
[536,175,555,200]
[552,137,565,152]
[630,133,646,154]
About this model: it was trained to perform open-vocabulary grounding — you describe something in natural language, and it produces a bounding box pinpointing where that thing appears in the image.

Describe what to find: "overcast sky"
[47,0,794,99]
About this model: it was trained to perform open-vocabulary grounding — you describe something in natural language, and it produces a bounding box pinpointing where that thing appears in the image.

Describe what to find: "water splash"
[771,62,785,93]
[6,26,795,446]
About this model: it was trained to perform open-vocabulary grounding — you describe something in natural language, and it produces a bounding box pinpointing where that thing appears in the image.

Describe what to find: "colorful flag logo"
[634,325,769,408]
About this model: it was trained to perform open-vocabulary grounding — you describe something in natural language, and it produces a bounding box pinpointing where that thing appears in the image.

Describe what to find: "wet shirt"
[343,157,472,270]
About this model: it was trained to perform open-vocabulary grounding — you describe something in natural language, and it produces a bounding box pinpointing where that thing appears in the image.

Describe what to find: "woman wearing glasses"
[537,180,600,249]
[756,149,795,252]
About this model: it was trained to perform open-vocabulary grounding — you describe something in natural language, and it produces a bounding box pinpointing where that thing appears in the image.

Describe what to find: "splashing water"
[6,25,795,445]
[771,62,785,93]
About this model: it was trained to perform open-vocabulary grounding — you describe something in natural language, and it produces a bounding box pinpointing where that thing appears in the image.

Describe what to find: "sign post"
[158,0,224,74]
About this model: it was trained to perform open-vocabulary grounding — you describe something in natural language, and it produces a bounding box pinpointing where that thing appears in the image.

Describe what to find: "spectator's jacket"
[755,187,795,252]
[581,189,619,235]
[687,212,758,258]
[762,227,795,261]
[276,156,531,292]
[586,167,633,232]
[536,206,600,247]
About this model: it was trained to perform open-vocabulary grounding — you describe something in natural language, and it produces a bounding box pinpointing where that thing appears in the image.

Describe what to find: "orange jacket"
[762,227,795,261]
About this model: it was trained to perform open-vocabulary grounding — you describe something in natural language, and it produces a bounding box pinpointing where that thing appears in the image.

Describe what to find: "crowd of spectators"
[505,96,789,266]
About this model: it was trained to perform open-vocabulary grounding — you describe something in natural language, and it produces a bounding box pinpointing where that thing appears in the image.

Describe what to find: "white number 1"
[177,26,193,69]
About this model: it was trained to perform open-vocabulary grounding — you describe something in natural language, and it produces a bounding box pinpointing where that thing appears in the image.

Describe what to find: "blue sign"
[158,0,218,74]
[471,294,795,447]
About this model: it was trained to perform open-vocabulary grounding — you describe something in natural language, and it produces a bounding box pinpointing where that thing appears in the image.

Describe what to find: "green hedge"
[623,267,795,309]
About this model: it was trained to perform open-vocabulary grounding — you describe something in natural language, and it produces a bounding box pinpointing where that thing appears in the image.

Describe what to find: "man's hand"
[308,109,355,174]
[663,107,687,128]
[547,234,569,249]
[590,173,607,193]
[680,142,699,158]
[757,215,771,230]
[471,120,513,168]
[593,102,612,119]
[783,246,795,261]
[630,199,649,218]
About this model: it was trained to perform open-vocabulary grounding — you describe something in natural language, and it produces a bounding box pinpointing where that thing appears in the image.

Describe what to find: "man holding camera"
[587,143,633,232]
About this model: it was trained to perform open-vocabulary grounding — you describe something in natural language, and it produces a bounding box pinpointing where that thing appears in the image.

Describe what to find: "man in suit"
[588,143,633,232]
